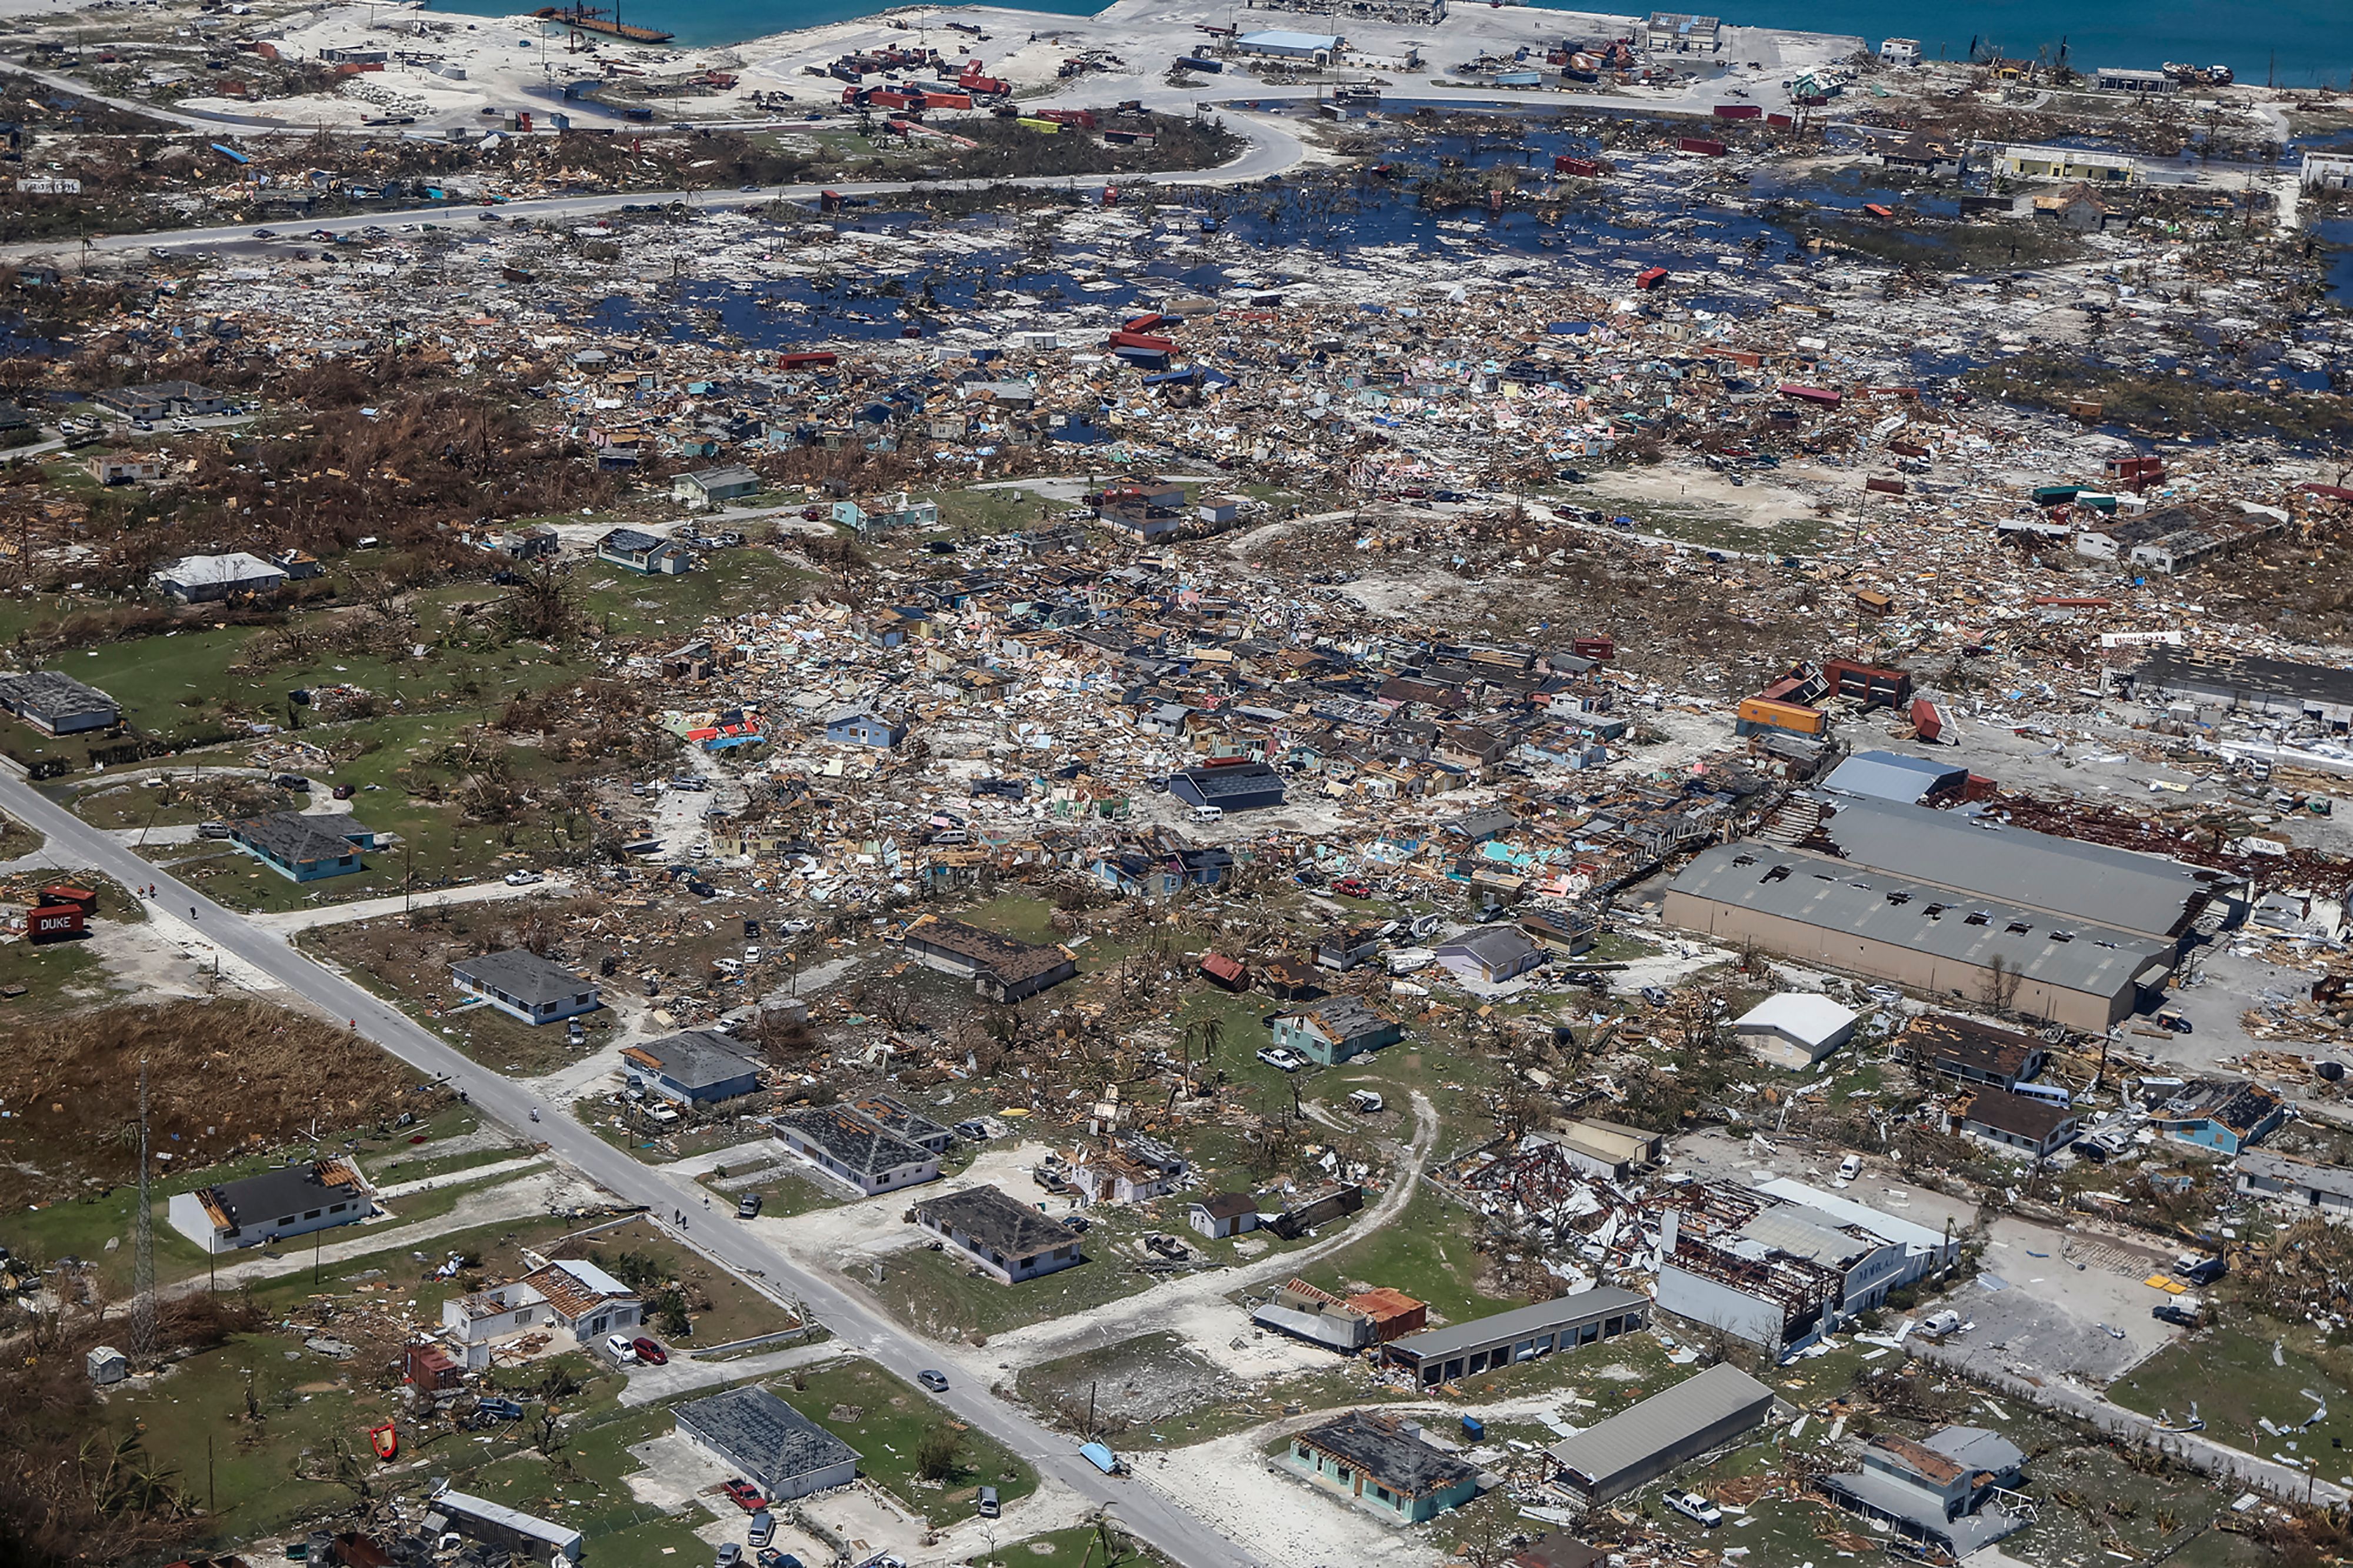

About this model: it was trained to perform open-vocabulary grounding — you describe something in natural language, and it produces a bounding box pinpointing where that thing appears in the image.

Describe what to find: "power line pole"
[132,1056,156,1363]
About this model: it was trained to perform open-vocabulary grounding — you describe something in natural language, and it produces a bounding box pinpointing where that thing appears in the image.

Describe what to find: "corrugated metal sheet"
[1545,1363,1775,1492]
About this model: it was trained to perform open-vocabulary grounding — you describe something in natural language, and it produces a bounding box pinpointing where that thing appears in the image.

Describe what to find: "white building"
[154,551,287,603]
[1877,37,1922,65]
[166,1157,376,1254]
[439,1258,643,1369]
[1733,993,1861,1069]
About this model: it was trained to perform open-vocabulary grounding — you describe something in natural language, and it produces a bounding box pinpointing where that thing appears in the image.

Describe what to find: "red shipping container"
[1767,112,1794,127]
[1678,136,1727,155]
[1553,154,1602,177]
[1866,476,1907,495]
[1711,103,1761,118]
[28,905,84,942]
[778,350,837,368]
[1107,330,1175,351]
[1634,266,1669,290]
[1571,635,1616,662]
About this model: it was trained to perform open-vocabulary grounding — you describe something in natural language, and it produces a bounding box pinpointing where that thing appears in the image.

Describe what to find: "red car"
[1333,878,1372,899]
[632,1337,668,1365]
[722,1479,765,1512]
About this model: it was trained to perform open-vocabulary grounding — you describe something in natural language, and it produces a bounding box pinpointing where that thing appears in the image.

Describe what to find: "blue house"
[228,812,374,882]
[2146,1079,2287,1155]
[1272,997,1405,1066]
[621,1028,763,1107]
[451,949,600,1026]
[826,708,906,749]
[1285,1411,1481,1524]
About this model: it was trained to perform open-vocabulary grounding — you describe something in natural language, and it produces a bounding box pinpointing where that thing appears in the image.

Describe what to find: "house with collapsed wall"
[439,1257,643,1370]
[897,914,1078,1002]
[1652,1178,1957,1351]
[1064,1132,1188,1203]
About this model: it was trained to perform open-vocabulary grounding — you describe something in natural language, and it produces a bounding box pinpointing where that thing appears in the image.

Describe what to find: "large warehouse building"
[1545,1363,1777,1502]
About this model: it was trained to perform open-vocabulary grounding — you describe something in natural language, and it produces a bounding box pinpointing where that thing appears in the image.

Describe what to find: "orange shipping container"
[1737,696,1827,736]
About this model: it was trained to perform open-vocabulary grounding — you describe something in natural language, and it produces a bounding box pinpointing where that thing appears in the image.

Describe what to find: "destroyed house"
[1066,1133,1187,1203]
[167,1157,374,1254]
[2145,1079,2285,1155]
[227,812,373,882]
[0,669,118,735]
[843,1093,952,1153]
[622,1029,762,1106]
[672,1386,859,1502]
[1799,796,2239,948]
[1284,1411,1482,1524]
[1956,1087,2081,1159]
[2124,650,2353,729]
[1894,1013,2048,1090]
[450,949,600,1025]
[1655,1179,1954,1347]
[595,528,691,575]
[1385,1288,1649,1387]
[1657,843,2165,1026]
[898,914,1076,1002]
[1545,1363,1776,1502]
[441,1258,641,1367]
[1434,927,1547,985]
[2075,500,2288,574]
[1317,924,1385,971]
[912,1184,1084,1283]
[772,1103,941,1195]
[1272,996,1405,1065]
[1818,1426,2030,1556]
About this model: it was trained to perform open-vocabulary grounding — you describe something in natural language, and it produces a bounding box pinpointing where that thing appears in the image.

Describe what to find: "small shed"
[87,1345,129,1385]
[1734,993,1861,1069]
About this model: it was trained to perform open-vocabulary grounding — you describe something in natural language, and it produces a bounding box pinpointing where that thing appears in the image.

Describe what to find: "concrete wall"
[1656,1262,1795,1349]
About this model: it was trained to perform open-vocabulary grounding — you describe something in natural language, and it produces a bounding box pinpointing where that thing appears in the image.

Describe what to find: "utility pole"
[132,1057,156,1362]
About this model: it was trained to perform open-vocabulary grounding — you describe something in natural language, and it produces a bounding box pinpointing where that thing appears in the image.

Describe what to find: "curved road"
[0,770,1265,1568]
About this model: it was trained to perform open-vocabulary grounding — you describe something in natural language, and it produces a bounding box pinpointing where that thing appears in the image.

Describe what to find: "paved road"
[0,772,1264,1568]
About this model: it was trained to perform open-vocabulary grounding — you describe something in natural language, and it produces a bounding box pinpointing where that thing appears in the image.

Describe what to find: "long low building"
[1545,1363,1777,1502]
[1385,1287,1650,1387]
[2123,650,2353,729]
[1663,844,2175,1032]
[0,669,118,736]
[898,914,1077,1002]
[672,1386,859,1503]
[773,1102,942,1195]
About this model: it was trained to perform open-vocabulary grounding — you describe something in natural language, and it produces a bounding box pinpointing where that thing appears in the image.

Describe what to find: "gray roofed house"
[0,669,119,735]
[912,1184,1085,1283]
[1807,796,2241,944]
[1545,1363,1777,1501]
[671,1386,859,1503]
[1957,1086,2082,1158]
[1385,1288,1650,1387]
[1272,995,1406,1065]
[166,1156,375,1254]
[1284,1410,1482,1524]
[228,812,374,882]
[451,949,601,1026]
[622,1029,763,1106]
[1168,760,1287,812]
[2235,1149,2353,1215]
[154,551,287,603]
[1819,750,1971,805]
[1818,1424,2030,1556]
[671,465,761,505]
[772,1103,941,1195]
[1662,844,2175,1032]
[1434,926,1547,986]
[843,1093,952,1154]
[1445,808,1521,842]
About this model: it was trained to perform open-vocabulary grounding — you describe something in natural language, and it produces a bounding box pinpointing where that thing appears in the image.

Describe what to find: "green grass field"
[774,1360,1037,1518]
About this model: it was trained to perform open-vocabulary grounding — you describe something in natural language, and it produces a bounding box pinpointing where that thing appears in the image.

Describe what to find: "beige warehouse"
[1664,845,2174,1032]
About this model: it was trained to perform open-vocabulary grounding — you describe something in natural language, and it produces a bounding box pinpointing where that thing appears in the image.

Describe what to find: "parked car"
[917,1369,949,1393]
[1666,1490,1723,1528]
[736,1193,763,1219]
[952,1119,991,1140]
[976,1486,1000,1518]
[631,1337,668,1365]
[1837,1154,1862,1183]
[721,1479,765,1512]
[503,869,544,886]
[754,1552,804,1568]
[274,773,311,791]
[1060,1214,1091,1233]
[332,783,355,799]
[746,1512,775,1550]
[1332,876,1372,898]
[604,1333,638,1363]
[1256,1046,1307,1072]
[251,228,276,238]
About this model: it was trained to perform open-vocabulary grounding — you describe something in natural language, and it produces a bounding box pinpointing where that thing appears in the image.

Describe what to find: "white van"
[1191,805,1225,823]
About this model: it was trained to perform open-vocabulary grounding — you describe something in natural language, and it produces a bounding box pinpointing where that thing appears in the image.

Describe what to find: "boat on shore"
[534,5,675,44]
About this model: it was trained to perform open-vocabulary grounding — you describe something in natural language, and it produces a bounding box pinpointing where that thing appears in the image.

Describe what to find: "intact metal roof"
[1807,797,2231,940]
[1388,1286,1648,1363]
[1751,1178,1950,1255]
[1668,845,2171,1001]
[672,1386,858,1493]
[157,551,282,587]
[625,1028,760,1091]
[1732,992,1857,1046]
[1819,750,1969,803]
[1545,1363,1775,1488]
[451,948,595,1006]
[2237,1149,2353,1200]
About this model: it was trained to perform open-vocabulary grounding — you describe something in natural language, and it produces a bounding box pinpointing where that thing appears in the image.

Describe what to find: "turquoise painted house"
[1286,1411,1481,1524]
[1271,996,1405,1066]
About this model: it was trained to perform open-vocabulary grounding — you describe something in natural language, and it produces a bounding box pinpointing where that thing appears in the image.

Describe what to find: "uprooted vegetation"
[0,999,429,1205]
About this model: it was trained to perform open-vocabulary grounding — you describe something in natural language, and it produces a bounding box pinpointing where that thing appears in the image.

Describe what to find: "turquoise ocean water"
[424,0,2353,88]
